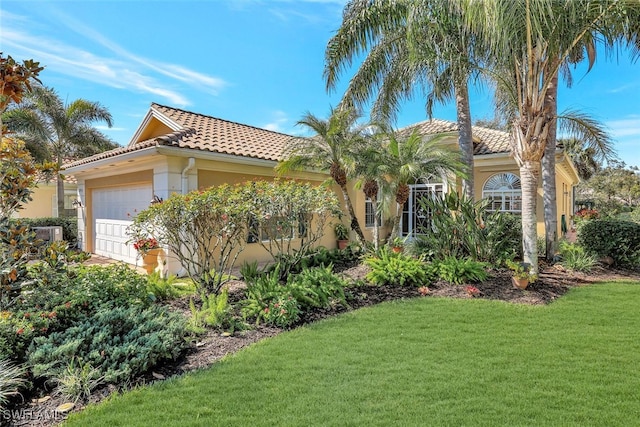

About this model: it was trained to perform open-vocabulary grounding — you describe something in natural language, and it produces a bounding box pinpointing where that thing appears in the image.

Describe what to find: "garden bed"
[11,261,639,427]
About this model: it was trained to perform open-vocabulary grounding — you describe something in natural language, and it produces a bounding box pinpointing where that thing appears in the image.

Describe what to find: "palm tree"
[3,85,117,217]
[324,0,483,199]
[276,107,370,245]
[561,137,605,181]
[377,129,466,240]
[466,0,638,273]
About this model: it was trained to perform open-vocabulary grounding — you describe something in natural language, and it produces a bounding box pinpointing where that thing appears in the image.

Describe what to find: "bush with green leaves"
[558,240,597,272]
[242,267,292,325]
[578,219,640,267]
[187,289,244,335]
[364,248,436,287]
[145,272,181,302]
[288,265,348,309]
[410,192,521,265]
[29,305,187,384]
[434,256,489,285]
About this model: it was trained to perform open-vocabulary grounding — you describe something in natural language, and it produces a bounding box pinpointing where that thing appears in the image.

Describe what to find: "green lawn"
[66,281,640,426]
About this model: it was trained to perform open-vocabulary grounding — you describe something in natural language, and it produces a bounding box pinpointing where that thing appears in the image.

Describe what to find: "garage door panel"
[93,184,152,264]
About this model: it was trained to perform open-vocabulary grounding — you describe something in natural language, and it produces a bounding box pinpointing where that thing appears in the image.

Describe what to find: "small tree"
[128,184,251,297]
[244,180,341,276]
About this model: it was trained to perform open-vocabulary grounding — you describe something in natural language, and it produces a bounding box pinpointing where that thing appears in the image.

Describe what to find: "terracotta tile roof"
[401,118,512,155]
[64,103,293,169]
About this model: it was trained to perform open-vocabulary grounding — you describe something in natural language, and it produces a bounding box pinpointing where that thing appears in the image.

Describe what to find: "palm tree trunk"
[542,74,558,261]
[455,79,474,200]
[372,198,379,251]
[339,183,366,246]
[520,160,540,274]
[56,154,64,218]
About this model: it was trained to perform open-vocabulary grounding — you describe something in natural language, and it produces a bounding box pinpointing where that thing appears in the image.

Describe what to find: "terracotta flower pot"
[512,276,529,290]
[337,240,349,250]
[141,248,161,274]
[392,246,403,254]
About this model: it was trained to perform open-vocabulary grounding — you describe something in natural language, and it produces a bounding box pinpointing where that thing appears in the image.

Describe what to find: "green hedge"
[578,219,640,267]
[10,217,78,246]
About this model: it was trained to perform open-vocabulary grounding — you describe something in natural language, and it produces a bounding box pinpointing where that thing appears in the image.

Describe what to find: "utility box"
[33,226,64,243]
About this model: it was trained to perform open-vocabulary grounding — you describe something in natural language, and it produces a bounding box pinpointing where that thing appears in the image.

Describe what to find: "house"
[64,103,579,275]
[17,174,78,219]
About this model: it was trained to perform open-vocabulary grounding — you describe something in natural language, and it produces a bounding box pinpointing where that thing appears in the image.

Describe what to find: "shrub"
[29,305,187,384]
[434,256,489,285]
[578,219,640,267]
[364,248,435,287]
[242,267,291,325]
[53,357,104,403]
[558,240,597,273]
[0,358,26,409]
[288,265,348,309]
[145,272,181,302]
[187,289,244,334]
[262,295,300,328]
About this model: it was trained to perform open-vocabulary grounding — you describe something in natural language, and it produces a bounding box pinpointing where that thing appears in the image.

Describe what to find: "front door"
[400,183,445,237]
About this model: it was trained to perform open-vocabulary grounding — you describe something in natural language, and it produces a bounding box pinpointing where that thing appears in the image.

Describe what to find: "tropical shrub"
[145,272,181,301]
[187,289,244,334]
[29,305,187,384]
[288,265,348,309]
[578,219,640,267]
[558,240,597,272]
[410,192,521,265]
[364,248,435,287]
[242,267,292,325]
[262,295,301,328]
[434,256,488,285]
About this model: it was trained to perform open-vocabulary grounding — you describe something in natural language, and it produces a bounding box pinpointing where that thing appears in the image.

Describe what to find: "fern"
[435,256,488,285]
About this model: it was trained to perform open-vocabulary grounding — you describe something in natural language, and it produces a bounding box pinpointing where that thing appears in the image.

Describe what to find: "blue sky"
[2,0,639,166]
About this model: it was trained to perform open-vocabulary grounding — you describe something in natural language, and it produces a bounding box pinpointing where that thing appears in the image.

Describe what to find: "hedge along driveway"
[67,282,640,426]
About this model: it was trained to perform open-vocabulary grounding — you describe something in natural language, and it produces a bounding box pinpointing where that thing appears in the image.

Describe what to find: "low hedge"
[578,219,640,267]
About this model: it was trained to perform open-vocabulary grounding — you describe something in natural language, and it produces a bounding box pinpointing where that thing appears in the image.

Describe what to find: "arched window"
[483,173,522,213]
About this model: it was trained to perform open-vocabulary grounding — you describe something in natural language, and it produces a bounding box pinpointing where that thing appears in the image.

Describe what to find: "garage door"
[93,184,153,264]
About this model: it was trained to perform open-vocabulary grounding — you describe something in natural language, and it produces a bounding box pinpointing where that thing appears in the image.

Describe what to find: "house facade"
[64,103,579,275]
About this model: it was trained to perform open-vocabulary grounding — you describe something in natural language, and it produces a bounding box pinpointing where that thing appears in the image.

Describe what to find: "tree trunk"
[542,75,558,261]
[455,79,475,200]
[520,160,540,274]
[339,183,366,246]
[56,154,64,218]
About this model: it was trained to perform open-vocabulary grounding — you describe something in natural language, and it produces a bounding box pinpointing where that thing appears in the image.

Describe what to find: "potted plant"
[133,237,161,274]
[506,259,537,289]
[334,223,349,250]
[390,236,405,253]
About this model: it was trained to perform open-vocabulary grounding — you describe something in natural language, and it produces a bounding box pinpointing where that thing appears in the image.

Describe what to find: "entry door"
[401,183,445,237]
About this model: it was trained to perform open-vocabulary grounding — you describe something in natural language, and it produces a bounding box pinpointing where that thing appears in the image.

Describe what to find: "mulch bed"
[10,261,640,426]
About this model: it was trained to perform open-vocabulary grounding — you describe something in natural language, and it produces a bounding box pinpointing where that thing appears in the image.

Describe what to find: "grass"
[66,281,640,426]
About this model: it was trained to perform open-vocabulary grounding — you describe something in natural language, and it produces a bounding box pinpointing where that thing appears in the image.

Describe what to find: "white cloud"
[1,9,227,105]
[263,111,290,132]
[95,125,127,132]
[607,117,640,138]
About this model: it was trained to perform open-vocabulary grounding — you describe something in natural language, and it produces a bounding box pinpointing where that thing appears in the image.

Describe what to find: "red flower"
[23,312,30,319]
[16,328,24,335]
[48,311,56,318]
[264,307,270,313]
[65,302,71,309]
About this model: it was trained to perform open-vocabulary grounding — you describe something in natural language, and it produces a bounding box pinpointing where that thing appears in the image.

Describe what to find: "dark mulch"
[11,262,640,426]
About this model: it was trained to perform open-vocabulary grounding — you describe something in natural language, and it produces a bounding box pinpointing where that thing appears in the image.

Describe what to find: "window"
[247,215,299,243]
[482,173,522,213]
[365,197,382,228]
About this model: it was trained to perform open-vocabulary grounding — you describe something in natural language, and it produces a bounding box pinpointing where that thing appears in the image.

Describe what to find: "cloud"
[0,8,227,105]
[95,125,127,132]
[263,111,290,133]
[606,117,640,138]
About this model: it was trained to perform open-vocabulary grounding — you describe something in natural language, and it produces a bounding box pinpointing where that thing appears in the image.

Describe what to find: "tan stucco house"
[17,175,78,219]
[64,103,579,275]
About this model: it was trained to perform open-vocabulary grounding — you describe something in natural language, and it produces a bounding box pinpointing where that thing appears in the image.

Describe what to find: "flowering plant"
[133,237,159,254]
[574,208,599,221]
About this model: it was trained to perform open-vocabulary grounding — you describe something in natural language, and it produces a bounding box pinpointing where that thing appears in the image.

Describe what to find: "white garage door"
[93,184,153,264]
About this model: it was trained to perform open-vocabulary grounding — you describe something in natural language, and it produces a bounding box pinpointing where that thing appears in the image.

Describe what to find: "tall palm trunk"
[520,160,540,274]
[56,153,64,217]
[542,74,558,261]
[455,79,475,200]
[338,183,366,245]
